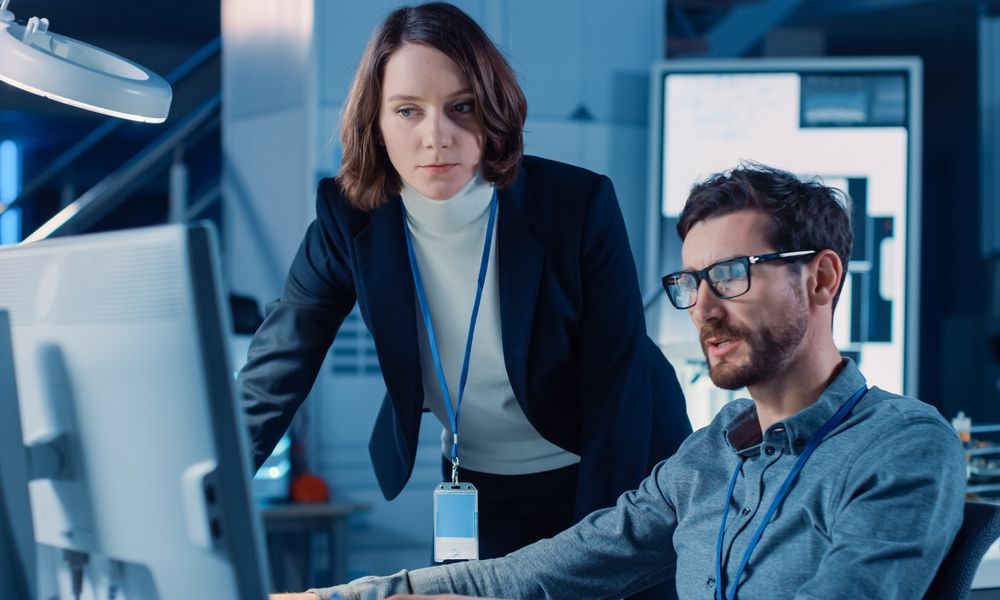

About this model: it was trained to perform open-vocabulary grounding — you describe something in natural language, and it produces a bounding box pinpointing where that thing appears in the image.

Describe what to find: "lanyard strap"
[716,383,868,600]
[402,189,498,482]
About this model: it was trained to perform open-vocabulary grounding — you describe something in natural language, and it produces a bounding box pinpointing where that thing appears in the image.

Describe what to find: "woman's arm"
[572,175,688,515]
[238,180,359,469]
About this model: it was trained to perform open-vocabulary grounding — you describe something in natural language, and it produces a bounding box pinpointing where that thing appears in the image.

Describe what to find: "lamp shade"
[0,10,172,123]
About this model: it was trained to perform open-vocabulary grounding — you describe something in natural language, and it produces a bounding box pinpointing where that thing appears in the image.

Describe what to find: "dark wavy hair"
[677,162,854,310]
[337,2,527,211]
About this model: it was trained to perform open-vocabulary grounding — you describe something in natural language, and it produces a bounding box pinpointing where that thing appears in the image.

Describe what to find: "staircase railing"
[23,94,220,241]
[0,37,222,241]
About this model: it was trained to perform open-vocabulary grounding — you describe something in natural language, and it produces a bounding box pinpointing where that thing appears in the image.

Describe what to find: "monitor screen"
[645,58,921,429]
[0,224,271,598]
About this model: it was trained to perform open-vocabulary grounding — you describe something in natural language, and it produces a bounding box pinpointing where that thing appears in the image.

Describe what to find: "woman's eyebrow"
[385,89,474,103]
[386,94,421,102]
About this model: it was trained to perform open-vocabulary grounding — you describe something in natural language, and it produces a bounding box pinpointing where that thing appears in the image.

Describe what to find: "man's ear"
[808,249,843,308]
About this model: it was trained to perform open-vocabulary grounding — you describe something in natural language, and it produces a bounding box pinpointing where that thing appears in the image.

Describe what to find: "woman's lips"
[421,163,458,174]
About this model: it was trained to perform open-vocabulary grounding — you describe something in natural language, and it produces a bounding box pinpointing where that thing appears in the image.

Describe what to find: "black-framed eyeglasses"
[661,250,817,309]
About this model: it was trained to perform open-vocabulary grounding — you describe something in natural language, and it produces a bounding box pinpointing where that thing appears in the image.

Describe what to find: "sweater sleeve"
[792,417,966,599]
[310,459,681,600]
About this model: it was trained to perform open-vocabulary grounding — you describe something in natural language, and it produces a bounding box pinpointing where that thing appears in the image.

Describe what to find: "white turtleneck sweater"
[400,175,580,475]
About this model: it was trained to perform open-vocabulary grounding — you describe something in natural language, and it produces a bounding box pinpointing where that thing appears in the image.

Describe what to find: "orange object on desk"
[290,473,330,503]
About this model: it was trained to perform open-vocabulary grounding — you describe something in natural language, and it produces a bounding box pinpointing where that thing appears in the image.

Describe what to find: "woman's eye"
[452,101,473,114]
[397,107,415,118]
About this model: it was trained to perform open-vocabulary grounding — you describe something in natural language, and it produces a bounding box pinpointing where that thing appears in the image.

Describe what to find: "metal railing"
[23,94,220,241]
[0,37,222,239]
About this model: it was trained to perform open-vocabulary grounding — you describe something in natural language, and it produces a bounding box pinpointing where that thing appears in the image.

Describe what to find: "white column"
[221,0,317,303]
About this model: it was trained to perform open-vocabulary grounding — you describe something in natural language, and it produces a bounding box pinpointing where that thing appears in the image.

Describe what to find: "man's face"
[680,210,809,390]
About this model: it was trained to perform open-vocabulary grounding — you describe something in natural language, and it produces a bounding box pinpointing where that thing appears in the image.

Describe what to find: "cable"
[62,549,88,600]
[107,559,124,600]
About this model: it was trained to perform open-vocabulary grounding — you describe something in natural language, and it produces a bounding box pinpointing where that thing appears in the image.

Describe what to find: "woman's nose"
[423,111,453,149]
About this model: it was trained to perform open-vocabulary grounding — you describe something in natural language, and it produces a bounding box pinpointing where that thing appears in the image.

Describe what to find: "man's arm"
[793,418,966,599]
[387,596,498,600]
[311,460,681,600]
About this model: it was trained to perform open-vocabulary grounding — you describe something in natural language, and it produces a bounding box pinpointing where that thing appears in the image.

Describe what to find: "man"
[278,163,966,600]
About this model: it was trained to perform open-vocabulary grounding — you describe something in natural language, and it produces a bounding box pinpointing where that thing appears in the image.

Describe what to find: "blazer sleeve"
[573,175,686,516]
[237,179,358,470]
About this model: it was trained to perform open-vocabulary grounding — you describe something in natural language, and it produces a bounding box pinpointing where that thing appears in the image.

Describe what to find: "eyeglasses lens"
[708,260,749,298]
[665,271,697,309]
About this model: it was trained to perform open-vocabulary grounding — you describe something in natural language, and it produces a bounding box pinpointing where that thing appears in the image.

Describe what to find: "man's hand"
[387,596,505,600]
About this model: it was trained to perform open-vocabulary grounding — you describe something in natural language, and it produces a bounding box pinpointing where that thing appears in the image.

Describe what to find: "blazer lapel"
[498,168,545,410]
[353,198,423,411]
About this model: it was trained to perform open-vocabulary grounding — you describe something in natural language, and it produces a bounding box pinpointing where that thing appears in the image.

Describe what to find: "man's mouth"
[705,336,741,358]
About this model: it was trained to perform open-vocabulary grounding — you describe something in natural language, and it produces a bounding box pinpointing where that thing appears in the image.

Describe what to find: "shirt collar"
[723,358,868,459]
[400,173,494,236]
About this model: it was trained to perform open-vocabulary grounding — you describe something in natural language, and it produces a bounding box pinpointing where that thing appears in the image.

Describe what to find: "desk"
[260,502,370,590]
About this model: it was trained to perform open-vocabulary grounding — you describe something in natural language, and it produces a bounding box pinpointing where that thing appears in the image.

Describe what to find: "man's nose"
[690,279,725,324]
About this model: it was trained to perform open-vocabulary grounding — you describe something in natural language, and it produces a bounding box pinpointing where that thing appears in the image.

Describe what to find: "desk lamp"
[0,0,172,123]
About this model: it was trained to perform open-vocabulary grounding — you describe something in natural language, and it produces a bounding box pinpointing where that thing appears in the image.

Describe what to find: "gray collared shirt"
[317,360,966,599]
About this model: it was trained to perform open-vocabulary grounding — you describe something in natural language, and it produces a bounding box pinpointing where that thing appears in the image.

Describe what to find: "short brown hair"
[337,3,527,211]
[677,162,854,310]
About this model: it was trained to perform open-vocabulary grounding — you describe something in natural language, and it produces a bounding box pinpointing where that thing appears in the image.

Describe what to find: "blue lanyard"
[402,189,498,480]
[715,384,868,600]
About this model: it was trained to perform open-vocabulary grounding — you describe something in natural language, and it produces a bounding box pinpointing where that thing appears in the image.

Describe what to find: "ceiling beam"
[703,0,807,57]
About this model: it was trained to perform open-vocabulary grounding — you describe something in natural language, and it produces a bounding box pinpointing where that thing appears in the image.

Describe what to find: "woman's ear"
[809,249,843,308]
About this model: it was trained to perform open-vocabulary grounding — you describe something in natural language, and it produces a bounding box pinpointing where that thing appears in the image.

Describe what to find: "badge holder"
[405,193,495,564]
[433,459,479,562]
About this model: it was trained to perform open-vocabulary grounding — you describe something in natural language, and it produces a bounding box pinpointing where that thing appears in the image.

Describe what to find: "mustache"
[700,322,752,346]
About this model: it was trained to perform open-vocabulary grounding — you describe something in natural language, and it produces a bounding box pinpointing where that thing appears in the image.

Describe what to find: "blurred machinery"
[951,409,1000,589]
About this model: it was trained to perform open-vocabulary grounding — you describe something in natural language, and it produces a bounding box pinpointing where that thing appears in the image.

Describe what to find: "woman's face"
[378,43,485,200]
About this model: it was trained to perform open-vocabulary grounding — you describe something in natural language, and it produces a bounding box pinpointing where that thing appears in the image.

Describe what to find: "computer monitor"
[0,310,34,600]
[645,57,922,429]
[0,224,271,598]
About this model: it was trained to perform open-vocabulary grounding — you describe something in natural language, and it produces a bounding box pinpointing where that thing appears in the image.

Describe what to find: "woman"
[239,1,691,571]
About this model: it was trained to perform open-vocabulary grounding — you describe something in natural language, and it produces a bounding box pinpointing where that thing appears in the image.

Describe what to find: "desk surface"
[260,502,371,521]
[259,501,371,589]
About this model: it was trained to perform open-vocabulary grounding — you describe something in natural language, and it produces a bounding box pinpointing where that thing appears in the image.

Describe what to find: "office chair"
[925,501,1000,599]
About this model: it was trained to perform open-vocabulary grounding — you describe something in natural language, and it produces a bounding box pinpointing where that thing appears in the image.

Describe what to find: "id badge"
[433,482,479,562]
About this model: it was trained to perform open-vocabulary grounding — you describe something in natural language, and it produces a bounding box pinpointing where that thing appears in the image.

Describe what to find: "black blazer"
[239,156,692,517]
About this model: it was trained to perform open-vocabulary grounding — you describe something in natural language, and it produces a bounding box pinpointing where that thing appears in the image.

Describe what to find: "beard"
[699,296,808,390]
